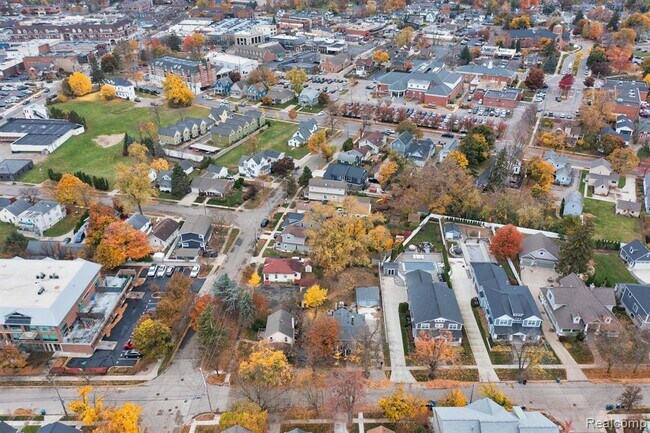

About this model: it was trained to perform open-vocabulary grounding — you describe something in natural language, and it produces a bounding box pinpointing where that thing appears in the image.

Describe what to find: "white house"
[207,53,259,76]
[262,258,303,283]
[263,309,296,346]
[17,200,66,236]
[103,77,136,100]
[0,199,31,224]
[306,178,347,202]
[288,119,319,148]
[148,218,180,251]
[238,149,285,178]
[126,213,152,234]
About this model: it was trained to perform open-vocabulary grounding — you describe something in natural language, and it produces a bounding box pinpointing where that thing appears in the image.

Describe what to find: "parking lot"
[67,267,204,370]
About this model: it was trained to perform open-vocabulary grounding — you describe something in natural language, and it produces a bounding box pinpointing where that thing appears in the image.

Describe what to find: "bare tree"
[352,324,381,378]
[511,342,552,380]
[618,385,643,409]
[627,328,650,373]
[20,186,40,204]
[294,370,325,415]
[327,370,367,425]
[595,333,625,374]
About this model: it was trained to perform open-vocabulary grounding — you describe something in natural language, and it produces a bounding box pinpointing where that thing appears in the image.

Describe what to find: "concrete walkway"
[449,259,499,382]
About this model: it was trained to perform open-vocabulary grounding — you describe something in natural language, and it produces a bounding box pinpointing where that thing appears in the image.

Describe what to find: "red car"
[123,340,133,350]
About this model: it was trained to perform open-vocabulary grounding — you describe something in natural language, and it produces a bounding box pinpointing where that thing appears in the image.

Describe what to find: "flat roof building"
[0,118,84,153]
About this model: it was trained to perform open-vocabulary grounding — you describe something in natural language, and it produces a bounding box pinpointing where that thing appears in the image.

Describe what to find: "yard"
[0,222,17,244]
[207,189,244,208]
[589,252,638,287]
[562,339,594,364]
[494,368,567,381]
[214,120,309,172]
[299,104,324,113]
[407,222,444,251]
[582,199,641,243]
[43,214,80,237]
[21,93,209,185]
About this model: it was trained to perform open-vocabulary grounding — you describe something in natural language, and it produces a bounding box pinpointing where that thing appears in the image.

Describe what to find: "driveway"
[379,274,415,383]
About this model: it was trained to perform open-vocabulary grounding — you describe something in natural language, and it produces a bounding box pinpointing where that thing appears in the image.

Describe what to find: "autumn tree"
[395,119,423,139]
[413,331,458,379]
[100,84,116,100]
[307,130,335,160]
[607,147,639,175]
[438,388,467,407]
[219,401,268,433]
[55,173,89,206]
[288,108,298,119]
[372,50,390,68]
[128,142,148,163]
[479,384,513,409]
[132,318,173,359]
[377,160,399,186]
[459,133,489,166]
[558,74,574,97]
[524,67,545,90]
[305,315,340,367]
[86,203,119,247]
[100,53,120,73]
[579,89,614,136]
[384,0,406,13]
[557,219,594,276]
[512,342,552,380]
[327,370,367,425]
[611,28,637,48]
[156,273,194,328]
[622,12,650,35]
[394,27,415,47]
[378,386,427,422]
[607,45,633,73]
[189,294,216,331]
[162,73,194,107]
[489,224,523,261]
[537,131,566,149]
[68,72,92,97]
[285,67,308,95]
[303,284,328,309]
[94,221,151,268]
[510,15,532,29]
[95,403,142,433]
[247,66,278,91]
[294,370,325,415]
[238,342,293,409]
[150,158,169,172]
[447,150,469,169]
[182,32,206,54]
[69,386,104,424]
[0,343,27,370]
[115,163,157,214]
[526,157,555,197]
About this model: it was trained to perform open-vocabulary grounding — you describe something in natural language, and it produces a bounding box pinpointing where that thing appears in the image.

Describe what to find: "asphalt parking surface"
[67,268,204,369]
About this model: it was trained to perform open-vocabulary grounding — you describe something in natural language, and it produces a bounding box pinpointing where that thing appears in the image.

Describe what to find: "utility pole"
[48,374,68,417]
[199,367,214,413]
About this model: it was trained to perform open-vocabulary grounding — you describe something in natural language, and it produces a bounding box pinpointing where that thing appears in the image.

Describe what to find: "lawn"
[21,93,209,185]
[495,368,567,381]
[562,339,594,364]
[589,252,638,287]
[43,214,80,237]
[299,103,324,113]
[638,147,650,159]
[20,427,39,433]
[207,189,244,208]
[280,424,333,433]
[214,120,309,172]
[0,222,17,243]
[582,198,640,242]
[408,222,444,250]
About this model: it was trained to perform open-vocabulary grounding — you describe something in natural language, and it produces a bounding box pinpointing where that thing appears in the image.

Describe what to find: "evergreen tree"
[459,45,472,65]
[573,10,584,25]
[197,306,226,350]
[238,290,256,325]
[298,166,313,187]
[557,219,595,276]
[122,133,132,157]
[286,176,297,197]
[607,10,620,31]
[165,32,182,51]
[213,274,236,296]
[170,165,190,198]
[487,149,509,191]
[515,39,521,52]
[89,56,104,83]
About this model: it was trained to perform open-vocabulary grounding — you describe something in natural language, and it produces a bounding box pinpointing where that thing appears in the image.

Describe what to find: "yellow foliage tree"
[54,173,85,205]
[438,388,468,407]
[162,73,194,107]
[447,150,469,169]
[248,272,261,286]
[537,131,566,149]
[68,385,104,425]
[95,402,142,433]
[128,142,149,163]
[68,72,92,97]
[285,66,308,95]
[607,147,640,175]
[219,401,268,433]
[238,342,293,386]
[115,163,158,214]
[372,50,390,66]
[377,160,398,186]
[479,384,513,409]
[378,386,427,422]
[526,157,555,198]
[150,158,169,172]
[100,84,116,100]
[303,285,328,309]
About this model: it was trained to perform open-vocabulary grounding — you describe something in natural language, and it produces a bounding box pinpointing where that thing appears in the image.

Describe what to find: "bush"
[243,184,258,201]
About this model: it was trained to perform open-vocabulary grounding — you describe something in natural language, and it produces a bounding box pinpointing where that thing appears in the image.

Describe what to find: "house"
[390,131,413,154]
[178,215,212,250]
[0,159,33,181]
[406,270,463,344]
[320,53,351,73]
[0,199,31,224]
[148,218,180,251]
[456,63,517,86]
[432,398,560,433]
[541,274,618,337]
[178,160,194,175]
[17,201,66,236]
[469,262,543,342]
[443,222,461,240]
[519,232,559,269]
[158,125,184,145]
[282,212,304,228]
[616,283,650,329]
[616,200,641,218]
[357,131,385,154]
[586,158,619,196]
[337,149,363,166]
[263,310,296,346]
[262,258,303,283]
[601,79,648,120]
[437,139,459,163]
[562,190,583,217]
[25,240,84,259]
[206,164,229,179]
[554,163,573,186]
[356,286,380,311]
[246,82,267,101]
[288,119,319,147]
[544,150,573,186]
[238,150,285,178]
[306,178,347,202]
[390,132,434,166]
[333,306,368,354]
[323,163,368,191]
[504,26,567,49]
[157,170,173,193]
[266,88,295,105]
[298,88,320,107]
[620,239,650,269]
[230,81,245,99]
[275,223,309,253]
[209,107,230,125]
[214,76,233,96]
[36,422,83,433]
[102,77,135,100]
[191,174,234,197]
[126,213,152,234]
[0,421,16,433]
[615,114,635,144]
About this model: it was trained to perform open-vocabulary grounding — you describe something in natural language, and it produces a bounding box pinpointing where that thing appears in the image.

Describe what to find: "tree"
[524,67,545,91]
[238,343,293,409]
[115,163,157,214]
[372,50,390,67]
[479,384,513,410]
[132,318,173,359]
[438,389,467,407]
[89,56,104,83]
[378,387,427,422]
[612,28,637,48]
[579,89,614,136]
[447,150,469,169]
[384,0,406,12]
[377,160,399,187]
[247,66,278,91]
[526,157,555,197]
[248,272,261,286]
[342,138,354,152]
[303,284,328,309]
[459,133,489,166]
[298,166,312,187]
[557,219,594,276]
[182,32,206,53]
[618,385,643,410]
[394,27,414,47]
[607,45,633,73]
[270,157,295,177]
[328,370,366,425]
[68,386,103,425]
[164,32,182,51]
[94,221,152,268]
[128,142,148,163]
[641,58,650,76]
[288,108,298,119]
[305,315,340,367]
[285,67,308,95]
[584,76,595,87]
[413,331,457,379]
[86,203,119,247]
[170,164,191,198]
[294,370,325,414]
[219,401,268,433]
[607,9,619,30]
[489,224,523,261]
[595,332,625,374]
[458,45,473,66]
[395,119,423,139]
[197,306,229,360]
[510,15,532,29]
[1,231,28,257]
[607,147,639,175]
[150,158,169,172]
[622,12,650,35]
[163,73,194,107]
[100,53,120,73]
[511,342,552,380]
[487,148,510,191]
[213,274,241,313]
[0,343,27,370]
[100,84,116,100]
[68,72,92,97]
[286,176,297,197]
[156,273,193,327]
[94,402,141,433]
[318,92,330,106]
[190,294,216,331]
[54,173,85,205]
[307,130,334,160]
[558,74,574,96]
[599,134,625,155]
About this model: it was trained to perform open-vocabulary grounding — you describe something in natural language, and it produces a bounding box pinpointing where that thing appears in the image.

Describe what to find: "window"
[434,323,444,329]
[420,323,430,330]
[448,323,459,330]
[634,304,639,313]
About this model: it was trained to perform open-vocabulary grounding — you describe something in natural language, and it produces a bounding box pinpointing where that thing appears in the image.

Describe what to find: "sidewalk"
[0,360,162,383]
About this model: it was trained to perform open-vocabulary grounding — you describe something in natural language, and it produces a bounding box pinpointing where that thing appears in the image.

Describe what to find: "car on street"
[190,265,200,278]
[260,218,270,228]
[156,265,166,277]
[147,265,157,277]
[123,350,141,359]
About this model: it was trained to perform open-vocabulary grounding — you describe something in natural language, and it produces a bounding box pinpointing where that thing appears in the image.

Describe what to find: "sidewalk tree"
[438,388,468,407]
[68,72,92,97]
[96,402,142,433]
[395,119,423,139]
[156,273,193,328]
[526,157,555,197]
[512,342,552,380]
[132,318,173,359]
[490,224,523,261]
[350,326,381,378]
[618,385,643,410]
[219,401,268,433]
[557,219,594,276]
[94,221,151,268]
[307,130,335,160]
[285,66,308,95]
[115,163,157,214]
[524,67,545,90]
[328,370,367,425]
[306,315,340,367]
[479,384,513,410]
[379,386,427,422]
[607,147,639,176]
[303,284,328,309]
[288,108,298,119]
[238,342,293,409]
[595,332,625,374]
[163,73,194,107]
[69,385,104,424]
[54,173,85,205]
[298,166,313,187]
[294,370,325,414]
[100,84,116,100]
[197,305,229,358]
[189,294,217,331]
[413,330,458,379]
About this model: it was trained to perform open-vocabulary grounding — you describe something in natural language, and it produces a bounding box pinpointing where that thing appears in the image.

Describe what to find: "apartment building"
[149,56,215,95]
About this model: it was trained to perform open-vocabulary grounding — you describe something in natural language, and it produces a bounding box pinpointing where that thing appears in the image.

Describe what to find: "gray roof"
[0,198,10,209]
[37,422,82,433]
[22,200,60,215]
[520,232,559,260]
[0,159,32,175]
[126,213,151,231]
[456,63,516,78]
[0,118,81,147]
[542,284,617,330]
[191,175,232,193]
[308,177,347,190]
[3,198,31,216]
[559,273,585,288]
[562,190,583,217]
[332,307,367,341]
[543,150,568,168]
[299,88,319,100]
[25,240,84,258]
[151,56,208,74]
[620,239,650,263]
[617,199,642,213]
[444,222,460,234]
[103,77,133,87]
[179,215,212,238]
[206,164,228,176]
[221,427,254,433]
[0,421,16,433]
[356,286,380,307]
[619,283,650,316]
[406,270,463,325]
[484,88,522,100]
[178,160,194,170]
[323,163,367,185]
[264,309,294,339]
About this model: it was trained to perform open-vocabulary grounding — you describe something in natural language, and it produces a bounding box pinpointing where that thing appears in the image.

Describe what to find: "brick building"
[149,56,215,95]
[10,19,136,42]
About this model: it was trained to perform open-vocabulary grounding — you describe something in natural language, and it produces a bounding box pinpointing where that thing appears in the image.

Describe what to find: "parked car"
[156,265,166,277]
[190,265,200,278]
[147,265,157,277]
[165,266,174,277]
[123,350,141,359]
[123,340,134,350]
[260,218,270,228]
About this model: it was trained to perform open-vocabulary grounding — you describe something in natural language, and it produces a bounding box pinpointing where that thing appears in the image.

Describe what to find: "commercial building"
[207,53,259,76]
[10,19,137,42]
[149,56,215,95]
[0,159,33,181]
[0,118,85,153]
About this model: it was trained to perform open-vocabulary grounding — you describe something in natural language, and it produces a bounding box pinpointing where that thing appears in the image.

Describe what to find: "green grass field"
[0,222,17,245]
[43,214,80,237]
[590,252,638,287]
[214,120,309,171]
[583,198,640,242]
[21,93,209,185]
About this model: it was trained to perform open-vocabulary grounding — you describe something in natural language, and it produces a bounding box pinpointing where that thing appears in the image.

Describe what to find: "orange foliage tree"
[86,203,119,247]
[413,330,458,379]
[607,45,633,73]
[305,315,340,367]
[489,224,523,261]
[94,221,151,268]
[189,294,216,331]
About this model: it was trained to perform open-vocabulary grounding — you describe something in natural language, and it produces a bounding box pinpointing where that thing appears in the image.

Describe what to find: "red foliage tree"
[558,74,574,96]
[524,68,545,91]
[489,224,523,261]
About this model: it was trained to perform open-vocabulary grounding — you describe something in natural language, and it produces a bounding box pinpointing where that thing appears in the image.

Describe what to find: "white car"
[147,265,157,277]
[317,111,325,116]
[156,265,166,277]
[190,265,200,278]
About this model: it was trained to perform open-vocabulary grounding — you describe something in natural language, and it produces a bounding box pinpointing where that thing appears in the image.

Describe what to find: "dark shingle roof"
[37,423,82,433]
[405,270,462,325]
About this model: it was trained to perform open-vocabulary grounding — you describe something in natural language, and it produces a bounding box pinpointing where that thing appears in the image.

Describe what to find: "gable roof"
[356,286,380,306]
[221,427,254,433]
[264,309,294,339]
[590,157,612,172]
[621,239,650,262]
[619,283,650,315]
[332,307,367,341]
[323,163,367,184]
[151,218,180,242]
[0,421,16,433]
[543,284,617,330]
[179,215,212,238]
[3,198,31,216]
[37,422,83,433]
[406,270,463,325]
[520,232,559,260]
[126,213,151,231]
[263,258,303,275]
